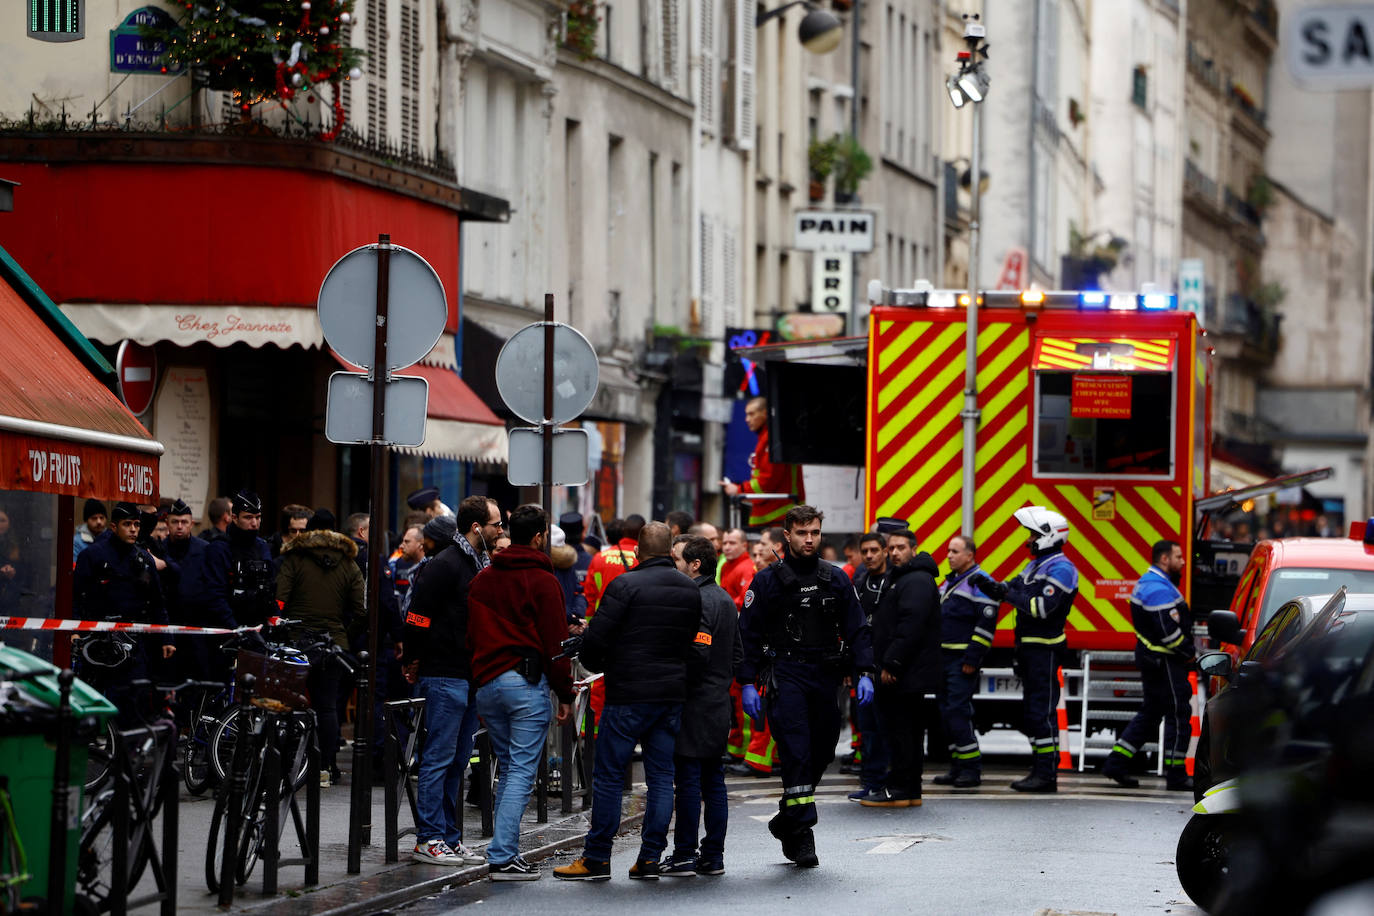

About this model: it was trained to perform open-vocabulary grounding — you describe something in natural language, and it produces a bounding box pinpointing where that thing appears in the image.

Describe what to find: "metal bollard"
[47,670,75,914]
[219,674,256,908]
[383,704,400,863]
[536,747,548,824]
[261,719,283,896]
[560,715,575,815]
[475,729,494,838]
[160,721,180,916]
[305,726,320,886]
[347,651,370,874]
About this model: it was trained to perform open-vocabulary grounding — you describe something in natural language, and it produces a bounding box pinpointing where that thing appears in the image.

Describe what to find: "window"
[28,0,83,40]
[1259,569,1374,631]
[1034,371,1174,477]
[1132,65,1148,109]
[1245,603,1301,662]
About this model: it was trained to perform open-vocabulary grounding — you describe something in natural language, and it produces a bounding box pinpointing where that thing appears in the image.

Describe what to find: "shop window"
[1034,371,1174,477]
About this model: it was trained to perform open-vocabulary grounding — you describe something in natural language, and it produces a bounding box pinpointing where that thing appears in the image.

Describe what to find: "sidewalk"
[128,762,645,915]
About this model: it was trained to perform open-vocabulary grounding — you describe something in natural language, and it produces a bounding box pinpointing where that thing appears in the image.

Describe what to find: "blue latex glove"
[856,674,875,707]
[742,684,763,723]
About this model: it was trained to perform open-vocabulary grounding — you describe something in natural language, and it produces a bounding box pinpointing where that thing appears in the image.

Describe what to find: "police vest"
[768,560,844,656]
[229,552,274,619]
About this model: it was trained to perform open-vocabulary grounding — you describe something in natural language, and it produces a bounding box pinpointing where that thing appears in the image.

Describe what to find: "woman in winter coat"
[550,524,588,624]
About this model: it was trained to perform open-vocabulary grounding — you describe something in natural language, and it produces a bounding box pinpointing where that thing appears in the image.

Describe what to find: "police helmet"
[1014,506,1069,554]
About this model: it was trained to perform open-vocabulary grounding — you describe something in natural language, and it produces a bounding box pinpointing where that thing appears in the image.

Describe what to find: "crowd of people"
[61,473,1201,879]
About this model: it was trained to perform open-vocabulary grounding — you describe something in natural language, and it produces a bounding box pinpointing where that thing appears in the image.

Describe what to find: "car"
[1206,521,1374,662]
[1177,591,1374,912]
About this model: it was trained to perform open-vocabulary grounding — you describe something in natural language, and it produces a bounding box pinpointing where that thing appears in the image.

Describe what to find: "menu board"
[151,365,214,518]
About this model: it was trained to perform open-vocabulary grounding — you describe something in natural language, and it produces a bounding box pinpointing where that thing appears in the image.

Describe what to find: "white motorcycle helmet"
[1014,506,1070,554]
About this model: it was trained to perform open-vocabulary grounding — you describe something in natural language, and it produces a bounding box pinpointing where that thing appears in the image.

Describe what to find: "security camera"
[962,13,986,39]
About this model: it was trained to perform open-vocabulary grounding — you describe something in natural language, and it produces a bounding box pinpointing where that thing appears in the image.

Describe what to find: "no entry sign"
[116,339,158,416]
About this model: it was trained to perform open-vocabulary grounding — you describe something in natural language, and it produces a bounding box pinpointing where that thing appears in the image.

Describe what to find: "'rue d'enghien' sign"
[28,0,84,41]
[111,7,184,74]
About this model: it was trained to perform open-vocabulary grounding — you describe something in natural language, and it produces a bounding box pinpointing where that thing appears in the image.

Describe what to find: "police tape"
[0,616,289,636]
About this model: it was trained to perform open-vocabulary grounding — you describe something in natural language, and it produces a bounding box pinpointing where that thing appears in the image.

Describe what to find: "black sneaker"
[490,856,540,881]
[768,819,800,861]
[695,858,725,876]
[1102,760,1140,789]
[952,771,982,788]
[793,830,819,868]
[628,859,660,880]
[931,771,959,785]
[661,855,697,877]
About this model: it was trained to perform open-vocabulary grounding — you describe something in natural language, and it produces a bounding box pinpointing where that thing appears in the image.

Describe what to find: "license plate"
[986,675,1022,694]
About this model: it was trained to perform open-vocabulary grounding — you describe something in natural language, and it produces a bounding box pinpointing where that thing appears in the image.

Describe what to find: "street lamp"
[756,1,844,54]
[948,12,989,539]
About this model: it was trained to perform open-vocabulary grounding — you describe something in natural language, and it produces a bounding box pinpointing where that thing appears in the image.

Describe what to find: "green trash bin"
[0,645,117,910]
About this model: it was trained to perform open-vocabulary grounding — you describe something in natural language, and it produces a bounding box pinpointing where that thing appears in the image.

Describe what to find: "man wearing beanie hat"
[407,487,454,520]
[74,501,174,724]
[204,490,276,628]
[73,498,108,563]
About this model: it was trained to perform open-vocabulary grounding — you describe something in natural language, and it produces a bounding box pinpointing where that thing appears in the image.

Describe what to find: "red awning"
[0,268,161,499]
[331,352,506,464]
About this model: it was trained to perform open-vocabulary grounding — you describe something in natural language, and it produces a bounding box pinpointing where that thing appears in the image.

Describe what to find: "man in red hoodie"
[467,504,574,880]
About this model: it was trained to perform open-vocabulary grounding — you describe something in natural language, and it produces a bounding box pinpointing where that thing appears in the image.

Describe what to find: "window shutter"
[661,0,680,90]
[722,227,738,329]
[399,0,420,152]
[699,214,715,331]
[733,0,754,149]
[366,0,389,142]
[699,0,715,132]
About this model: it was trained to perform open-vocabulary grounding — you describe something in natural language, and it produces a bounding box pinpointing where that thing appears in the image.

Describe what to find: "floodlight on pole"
[756,1,844,55]
[946,75,966,109]
[957,67,990,103]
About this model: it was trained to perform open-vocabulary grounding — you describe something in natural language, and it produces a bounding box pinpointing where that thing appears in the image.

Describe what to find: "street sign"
[317,243,447,371]
[793,210,875,252]
[506,428,590,486]
[110,7,182,73]
[1285,5,1374,89]
[811,252,851,315]
[115,339,158,416]
[494,322,599,425]
[324,372,428,447]
[1179,259,1205,327]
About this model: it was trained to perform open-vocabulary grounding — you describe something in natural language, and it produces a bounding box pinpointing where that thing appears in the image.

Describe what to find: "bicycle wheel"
[210,706,248,783]
[84,721,117,794]
[76,783,153,908]
[204,757,266,892]
[184,721,215,796]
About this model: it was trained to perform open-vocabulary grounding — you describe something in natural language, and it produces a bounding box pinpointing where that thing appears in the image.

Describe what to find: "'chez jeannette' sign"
[110,6,183,74]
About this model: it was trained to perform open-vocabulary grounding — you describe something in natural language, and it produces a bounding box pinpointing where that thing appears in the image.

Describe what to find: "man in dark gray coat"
[663,534,743,877]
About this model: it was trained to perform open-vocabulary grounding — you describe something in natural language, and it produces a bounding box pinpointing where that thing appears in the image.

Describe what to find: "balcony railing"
[1208,293,1281,359]
[1223,187,1263,229]
[1184,158,1219,205]
[1187,41,1223,93]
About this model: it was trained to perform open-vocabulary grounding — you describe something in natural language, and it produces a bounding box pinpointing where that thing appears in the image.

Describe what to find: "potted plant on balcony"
[832,134,873,204]
[808,135,839,202]
[565,1,601,60]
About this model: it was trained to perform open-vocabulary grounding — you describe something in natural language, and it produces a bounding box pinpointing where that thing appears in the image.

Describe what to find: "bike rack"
[217,675,255,908]
[473,728,495,838]
[106,721,179,916]
[559,716,576,815]
[381,697,426,863]
[260,710,321,895]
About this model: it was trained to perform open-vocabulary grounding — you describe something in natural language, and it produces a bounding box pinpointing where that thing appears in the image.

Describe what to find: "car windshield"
[1287,612,1374,715]
[1259,568,1374,629]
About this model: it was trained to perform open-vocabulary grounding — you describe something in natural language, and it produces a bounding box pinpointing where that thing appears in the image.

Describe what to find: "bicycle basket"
[235,650,310,709]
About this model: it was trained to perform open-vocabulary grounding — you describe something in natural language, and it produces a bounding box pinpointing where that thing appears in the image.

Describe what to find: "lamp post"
[948,13,989,539]
[755,1,844,53]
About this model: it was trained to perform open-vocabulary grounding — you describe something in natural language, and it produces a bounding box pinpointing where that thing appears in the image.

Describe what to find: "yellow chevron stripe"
[876,344,964,451]
[1138,485,1182,532]
[877,321,925,377]
[877,391,962,489]
[974,434,1027,505]
[1112,495,1168,549]
[1053,486,1131,580]
[881,435,963,520]
[976,329,1030,397]
[978,372,1029,436]
[877,323,963,413]
[1079,577,1133,633]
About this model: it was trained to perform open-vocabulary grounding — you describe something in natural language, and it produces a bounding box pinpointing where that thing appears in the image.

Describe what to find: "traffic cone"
[1184,670,1202,776]
[1055,666,1072,770]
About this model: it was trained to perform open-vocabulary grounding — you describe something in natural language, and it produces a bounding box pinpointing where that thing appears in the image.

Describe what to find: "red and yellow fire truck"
[864,286,1209,653]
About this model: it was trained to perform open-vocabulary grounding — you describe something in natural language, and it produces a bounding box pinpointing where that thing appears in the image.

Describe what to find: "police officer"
[934,534,999,788]
[738,505,874,867]
[1102,539,1195,791]
[846,530,890,800]
[205,490,276,628]
[161,498,224,681]
[972,506,1078,793]
[73,501,174,724]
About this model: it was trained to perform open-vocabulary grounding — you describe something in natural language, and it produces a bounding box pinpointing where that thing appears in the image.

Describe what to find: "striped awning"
[1031,337,1176,372]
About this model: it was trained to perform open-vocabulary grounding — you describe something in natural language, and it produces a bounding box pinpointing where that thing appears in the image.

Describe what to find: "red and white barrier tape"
[0,616,289,636]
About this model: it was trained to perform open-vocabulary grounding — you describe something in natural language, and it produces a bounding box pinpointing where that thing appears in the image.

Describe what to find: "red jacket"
[739,428,805,526]
[719,552,755,610]
[466,545,574,703]
[583,538,638,614]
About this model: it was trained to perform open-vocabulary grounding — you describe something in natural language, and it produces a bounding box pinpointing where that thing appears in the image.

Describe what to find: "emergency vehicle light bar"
[875,283,1179,312]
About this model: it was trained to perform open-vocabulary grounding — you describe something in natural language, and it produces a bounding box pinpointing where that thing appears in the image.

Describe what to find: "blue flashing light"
[1140,292,1175,310]
[1079,291,1107,308]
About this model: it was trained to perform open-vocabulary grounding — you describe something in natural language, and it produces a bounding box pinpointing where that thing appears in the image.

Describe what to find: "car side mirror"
[1197,651,1234,679]
[1208,609,1243,646]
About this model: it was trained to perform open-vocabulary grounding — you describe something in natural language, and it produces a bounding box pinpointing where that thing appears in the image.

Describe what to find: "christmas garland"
[142,0,365,138]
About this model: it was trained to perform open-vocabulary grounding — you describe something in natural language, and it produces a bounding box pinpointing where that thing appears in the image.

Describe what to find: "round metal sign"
[317,243,447,371]
[116,340,158,416]
[494,322,599,425]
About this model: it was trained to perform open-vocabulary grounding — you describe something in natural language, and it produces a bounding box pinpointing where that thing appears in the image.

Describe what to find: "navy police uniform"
[738,553,873,848]
[937,564,998,778]
[205,527,275,628]
[1104,565,1194,786]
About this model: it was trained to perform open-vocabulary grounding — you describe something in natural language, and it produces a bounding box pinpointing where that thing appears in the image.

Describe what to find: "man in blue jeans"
[402,498,499,866]
[467,505,575,880]
[554,522,702,881]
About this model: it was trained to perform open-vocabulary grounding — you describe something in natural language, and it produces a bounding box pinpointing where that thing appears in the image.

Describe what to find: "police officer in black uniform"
[738,505,874,868]
[972,506,1079,793]
[204,490,276,629]
[74,501,175,725]
[161,498,225,681]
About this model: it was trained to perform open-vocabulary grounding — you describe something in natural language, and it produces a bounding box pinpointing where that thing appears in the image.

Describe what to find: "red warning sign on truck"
[1071,374,1133,418]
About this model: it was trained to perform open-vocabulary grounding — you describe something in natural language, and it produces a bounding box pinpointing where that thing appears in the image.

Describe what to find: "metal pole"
[847,0,863,338]
[543,293,555,546]
[47,670,74,914]
[960,103,983,538]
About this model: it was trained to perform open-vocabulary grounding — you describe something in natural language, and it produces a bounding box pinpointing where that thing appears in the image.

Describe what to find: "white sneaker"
[412,840,464,866]
[451,841,486,865]
[319,770,331,788]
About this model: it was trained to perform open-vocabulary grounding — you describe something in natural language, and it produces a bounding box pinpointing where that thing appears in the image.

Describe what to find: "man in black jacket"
[663,534,742,878]
[862,525,941,808]
[400,496,497,866]
[554,522,701,882]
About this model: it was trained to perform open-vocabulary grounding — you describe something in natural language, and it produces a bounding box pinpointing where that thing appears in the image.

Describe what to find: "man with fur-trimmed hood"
[277,515,365,784]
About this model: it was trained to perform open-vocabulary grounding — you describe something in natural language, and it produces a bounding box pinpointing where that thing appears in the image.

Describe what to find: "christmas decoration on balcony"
[141,0,365,139]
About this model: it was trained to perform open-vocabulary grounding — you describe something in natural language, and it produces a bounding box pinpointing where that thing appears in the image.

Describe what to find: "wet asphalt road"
[394,764,1207,916]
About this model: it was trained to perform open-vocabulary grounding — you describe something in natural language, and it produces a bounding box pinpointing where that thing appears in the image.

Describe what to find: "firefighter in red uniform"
[721,397,805,528]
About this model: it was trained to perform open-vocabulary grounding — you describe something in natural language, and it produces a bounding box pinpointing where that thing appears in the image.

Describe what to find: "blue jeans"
[475,670,552,865]
[585,702,681,863]
[672,755,728,862]
[416,677,479,846]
